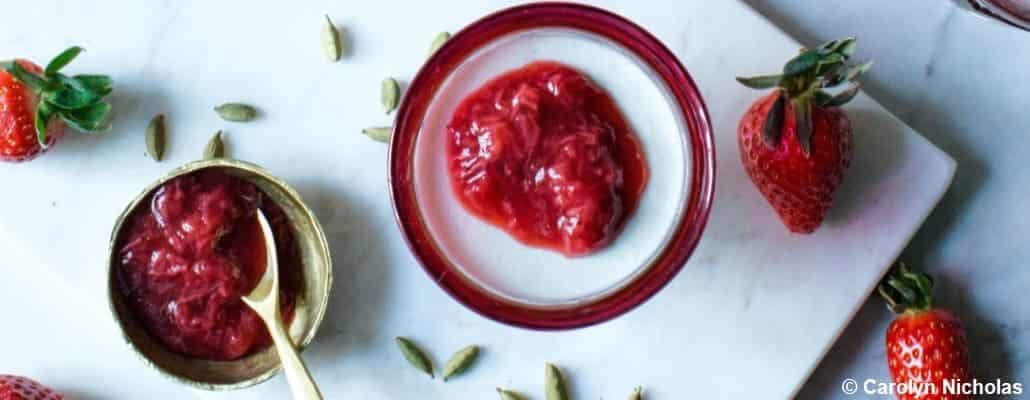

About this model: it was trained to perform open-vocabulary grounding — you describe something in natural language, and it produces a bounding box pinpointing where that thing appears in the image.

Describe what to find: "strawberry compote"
[446,61,648,256]
[116,170,299,361]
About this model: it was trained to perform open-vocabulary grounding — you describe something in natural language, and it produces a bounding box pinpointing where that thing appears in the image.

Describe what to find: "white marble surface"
[0,1,1019,399]
[741,1,1030,398]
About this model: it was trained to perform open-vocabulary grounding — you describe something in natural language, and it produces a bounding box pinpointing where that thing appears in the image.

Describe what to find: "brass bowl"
[106,159,332,390]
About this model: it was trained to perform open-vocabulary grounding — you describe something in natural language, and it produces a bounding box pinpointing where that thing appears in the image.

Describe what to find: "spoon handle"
[267,314,324,400]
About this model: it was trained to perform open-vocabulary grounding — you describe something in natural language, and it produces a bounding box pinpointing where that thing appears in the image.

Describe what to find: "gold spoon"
[242,209,325,400]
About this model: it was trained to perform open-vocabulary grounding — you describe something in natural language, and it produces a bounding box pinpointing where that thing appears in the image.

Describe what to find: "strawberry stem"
[736,37,871,154]
[877,262,936,314]
[0,46,113,146]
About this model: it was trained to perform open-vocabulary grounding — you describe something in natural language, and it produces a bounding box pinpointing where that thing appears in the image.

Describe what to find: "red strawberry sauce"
[446,61,648,256]
[116,170,299,360]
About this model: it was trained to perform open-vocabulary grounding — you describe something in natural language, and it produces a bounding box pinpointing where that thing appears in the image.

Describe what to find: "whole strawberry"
[736,38,872,233]
[0,47,113,162]
[878,263,972,400]
[0,375,63,400]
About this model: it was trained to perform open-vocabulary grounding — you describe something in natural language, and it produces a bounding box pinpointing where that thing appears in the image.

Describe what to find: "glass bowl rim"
[389,1,716,330]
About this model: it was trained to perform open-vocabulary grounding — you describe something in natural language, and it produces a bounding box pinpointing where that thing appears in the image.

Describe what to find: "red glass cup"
[961,0,1030,30]
[389,2,715,330]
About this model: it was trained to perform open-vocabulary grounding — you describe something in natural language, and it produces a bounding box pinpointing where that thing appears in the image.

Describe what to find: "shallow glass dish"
[390,2,715,329]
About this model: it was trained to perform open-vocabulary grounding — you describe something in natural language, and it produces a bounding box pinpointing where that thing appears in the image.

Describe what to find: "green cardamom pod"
[496,388,526,400]
[429,31,451,55]
[628,386,643,400]
[395,337,433,378]
[362,126,392,143]
[545,363,569,400]
[322,15,342,61]
[214,103,257,122]
[203,130,225,159]
[442,345,479,381]
[145,113,165,161]
[381,77,400,114]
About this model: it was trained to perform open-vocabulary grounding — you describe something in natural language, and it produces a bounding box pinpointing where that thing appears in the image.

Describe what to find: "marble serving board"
[0,0,955,398]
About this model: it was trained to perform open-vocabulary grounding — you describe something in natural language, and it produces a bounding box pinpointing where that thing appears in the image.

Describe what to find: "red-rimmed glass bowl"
[962,0,1030,30]
[390,2,715,330]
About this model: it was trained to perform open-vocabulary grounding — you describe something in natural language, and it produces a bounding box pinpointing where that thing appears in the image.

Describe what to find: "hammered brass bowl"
[106,159,332,390]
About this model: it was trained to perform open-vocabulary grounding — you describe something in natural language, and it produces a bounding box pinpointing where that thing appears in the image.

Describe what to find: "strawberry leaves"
[834,38,857,58]
[72,75,113,96]
[818,84,862,108]
[762,92,786,147]
[820,62,871,90]
[737,37,870,155]
[45,85,100,110]
[61,102,111,132]
[736,74,782,90]
[877,262,936,314]
[782,49,821,77]
[44,46,83,77]
[1,46,113,147]
[34,103,54,146]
